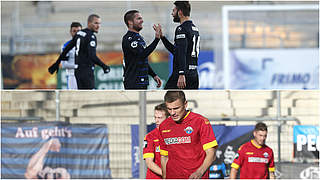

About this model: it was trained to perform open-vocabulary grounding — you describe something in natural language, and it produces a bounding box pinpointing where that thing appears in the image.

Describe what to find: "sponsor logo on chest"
[248,157,269,163]
[164,136,191,145]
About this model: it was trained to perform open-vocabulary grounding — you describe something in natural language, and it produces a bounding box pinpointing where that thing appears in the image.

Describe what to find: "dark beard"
[173,13,180,23]
[133,24,142,32]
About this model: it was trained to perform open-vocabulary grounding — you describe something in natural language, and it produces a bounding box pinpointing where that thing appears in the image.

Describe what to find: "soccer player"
[159,91,218,179]
[230,122,275,179]
[143,103,170,179]
[61,22,82,90]
[122,10,162,90]
[160,1,200,89]
[49,14,110,90]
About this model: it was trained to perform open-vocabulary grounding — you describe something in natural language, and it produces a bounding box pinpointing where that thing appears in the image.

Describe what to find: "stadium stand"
[1,1,318,54]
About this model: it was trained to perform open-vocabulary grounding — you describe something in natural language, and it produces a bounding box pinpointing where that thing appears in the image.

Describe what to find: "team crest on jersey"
[91,35,95,39]
[177,27,182,31]
[128,37,132,40]
[263,152,269,158]
[90,41,96,47]
[131,41,138,48]
[184,126,193,134]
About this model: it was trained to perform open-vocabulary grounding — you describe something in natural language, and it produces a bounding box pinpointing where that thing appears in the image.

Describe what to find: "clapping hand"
[153,24,162,39]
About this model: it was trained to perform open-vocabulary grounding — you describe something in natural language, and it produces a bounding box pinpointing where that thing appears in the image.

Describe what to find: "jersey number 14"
[191,35,200,58]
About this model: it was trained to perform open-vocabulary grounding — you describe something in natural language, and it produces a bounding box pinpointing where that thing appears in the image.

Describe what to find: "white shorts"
[67,75,78,90]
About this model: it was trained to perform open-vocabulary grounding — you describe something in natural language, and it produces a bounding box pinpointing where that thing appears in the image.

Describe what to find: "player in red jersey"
[230,122,275,179]
[159,91,218,179]
[143,103,170,179]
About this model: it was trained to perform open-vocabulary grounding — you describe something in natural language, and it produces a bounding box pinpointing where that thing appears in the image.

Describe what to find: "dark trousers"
[75,66,95,90]
[123,81,148,90]
[165,74,199,90]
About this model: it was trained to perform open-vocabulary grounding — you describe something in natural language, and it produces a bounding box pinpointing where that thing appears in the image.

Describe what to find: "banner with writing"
[293,125,319,160]
[1,122,111,179]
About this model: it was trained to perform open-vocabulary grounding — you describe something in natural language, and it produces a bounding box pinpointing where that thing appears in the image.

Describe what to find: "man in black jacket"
[160,1,200,89]
[122,10,162,90]
[49,14,110,90]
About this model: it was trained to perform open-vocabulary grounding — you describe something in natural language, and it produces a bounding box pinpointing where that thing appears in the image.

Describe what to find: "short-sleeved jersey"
[122,31,159,89]
[159,111,218,179]
[162,20,200,78]
[143,128,162,179]
[231,140,275,179]
[61,40,77,75]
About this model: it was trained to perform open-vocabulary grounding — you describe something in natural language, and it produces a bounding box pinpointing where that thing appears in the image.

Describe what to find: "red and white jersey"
[231,140,275,179]
[159,111,218,179]
[143,128,162,179]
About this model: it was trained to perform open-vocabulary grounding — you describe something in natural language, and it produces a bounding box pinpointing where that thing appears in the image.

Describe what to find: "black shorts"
[165,74,199,90]
[75,66,95,90]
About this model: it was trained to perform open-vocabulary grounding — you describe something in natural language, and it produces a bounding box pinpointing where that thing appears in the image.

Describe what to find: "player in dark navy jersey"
[61,22,82,90]
[122,10,162,90]
[49,14,110,89]
[160,1,200,89]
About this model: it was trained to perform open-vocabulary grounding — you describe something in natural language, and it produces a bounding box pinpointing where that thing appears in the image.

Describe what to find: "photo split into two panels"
[1,0,319,179]
[1,90,319,179]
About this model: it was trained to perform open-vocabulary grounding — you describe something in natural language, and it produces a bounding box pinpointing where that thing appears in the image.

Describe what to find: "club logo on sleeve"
[156,146,160,152]
[131,41,138,48]
[91,35,95,39]
[263,152,269,158]
[184,126,193,134]
[90,41,96,47]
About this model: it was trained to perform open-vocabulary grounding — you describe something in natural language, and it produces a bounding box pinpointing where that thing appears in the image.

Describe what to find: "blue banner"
[1,122,111,179]
[293,125,319,159]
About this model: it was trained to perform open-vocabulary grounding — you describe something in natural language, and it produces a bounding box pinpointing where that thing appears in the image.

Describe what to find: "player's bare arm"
[161,155,168,179]
[229,167,238,179]
[269,171,275,179]
[189,146,217,179]
[145,158,162,176]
